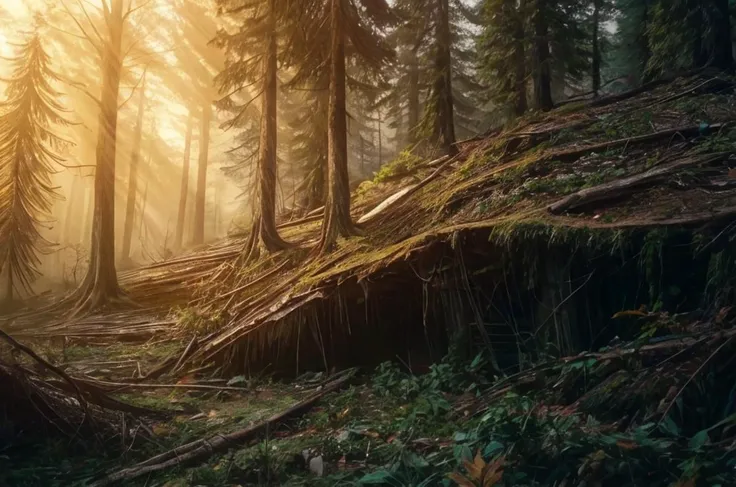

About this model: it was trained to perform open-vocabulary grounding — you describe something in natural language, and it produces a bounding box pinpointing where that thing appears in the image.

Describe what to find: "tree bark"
[513,0,528,115]
[174,112,193,250]
[74,0,125,312]
[377,109,383,167]
[432,0,457,155]
[244,0,290,260]
[316,0,360,254]
[192,101,211,246]
[532,0,553,111]
[121,74,146,263]
[591,0,601,96]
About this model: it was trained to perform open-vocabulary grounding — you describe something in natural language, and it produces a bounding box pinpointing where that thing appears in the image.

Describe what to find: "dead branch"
[0,328,88,414]
[90,369,357,486]
[548,152,730,214]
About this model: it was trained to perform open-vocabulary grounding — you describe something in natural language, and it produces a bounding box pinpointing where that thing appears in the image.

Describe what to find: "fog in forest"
[0,0,397,299]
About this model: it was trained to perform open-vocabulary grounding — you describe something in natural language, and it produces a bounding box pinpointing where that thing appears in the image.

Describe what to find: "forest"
[1,0,736,485]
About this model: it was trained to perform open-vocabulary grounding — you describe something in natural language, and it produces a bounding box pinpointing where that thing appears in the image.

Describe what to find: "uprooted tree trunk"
[244,0,291,262]
[316,0,361,255]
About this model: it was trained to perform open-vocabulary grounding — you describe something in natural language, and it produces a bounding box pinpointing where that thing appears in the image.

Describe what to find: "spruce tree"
[306,0,394,253]
[215,0,308,260]
[610,0,652,85]
[647,0,733,76]
[478,0,528,118]
[0,33,69,302]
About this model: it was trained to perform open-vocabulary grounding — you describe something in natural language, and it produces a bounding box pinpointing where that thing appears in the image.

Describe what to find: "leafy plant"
[448,451,504,487]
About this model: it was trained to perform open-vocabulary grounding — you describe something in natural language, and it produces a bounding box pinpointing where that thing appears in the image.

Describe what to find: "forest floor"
[3,309,736,487]
[4,71,736,485]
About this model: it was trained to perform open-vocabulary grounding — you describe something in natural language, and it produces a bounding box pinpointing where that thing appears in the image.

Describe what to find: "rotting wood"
[90,368,357,486]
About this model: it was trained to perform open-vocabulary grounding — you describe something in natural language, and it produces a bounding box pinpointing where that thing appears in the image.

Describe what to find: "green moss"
[373,150,423,184]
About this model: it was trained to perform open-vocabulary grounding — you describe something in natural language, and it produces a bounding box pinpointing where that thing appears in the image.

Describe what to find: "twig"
[657,335,735,425]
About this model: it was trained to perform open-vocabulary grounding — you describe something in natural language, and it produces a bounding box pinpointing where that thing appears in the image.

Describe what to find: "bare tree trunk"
[592,0,601,96]
[317,0,360,254]
[174,112,193,250]
[513,0,528,115]
[244,0,289,261]
[377,109,383,168]
[408,49,420,144]
[432,0,457,155]
[74,0,125,312]
[532,0,553,111]
[192,102,211,246]
[121,74,146,263]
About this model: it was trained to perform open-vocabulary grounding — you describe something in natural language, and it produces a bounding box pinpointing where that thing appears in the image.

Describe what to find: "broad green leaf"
[688,429,709,450]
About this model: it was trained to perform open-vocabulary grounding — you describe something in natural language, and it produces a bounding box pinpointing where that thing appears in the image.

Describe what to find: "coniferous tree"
[121,72,147,264]
[608,0,652,86]
[0,33,69,302]
[386,0,485,156]
[277,0,393,253]
[215,0,306,259]
[647,0,733,75]
[531,0,553,110]
[174,112,193,249]
[478,0,528,118]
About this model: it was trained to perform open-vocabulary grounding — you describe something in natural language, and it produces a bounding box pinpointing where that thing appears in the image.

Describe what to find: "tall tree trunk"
[636,0,653,84]
[532,0,553,111]
[711,0,733,71]
[689,0,707,68]
[74,0,125,311]
[244,0,289,260]
[513,0,528,115]
[377,109,383,168]
[175,112,193,250]
[591,0,601,96]
[408,48,420,144]
[317,0,359,254]
[121,74,146,263]
[192,101,211,246]
[432,0,457,155]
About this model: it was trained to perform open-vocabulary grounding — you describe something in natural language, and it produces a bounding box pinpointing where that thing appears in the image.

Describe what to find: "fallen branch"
[547,152,729,214]
[547,123,726,163]
[358,155,454,224]
[91,368,357,486]
[0,328,88,414]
